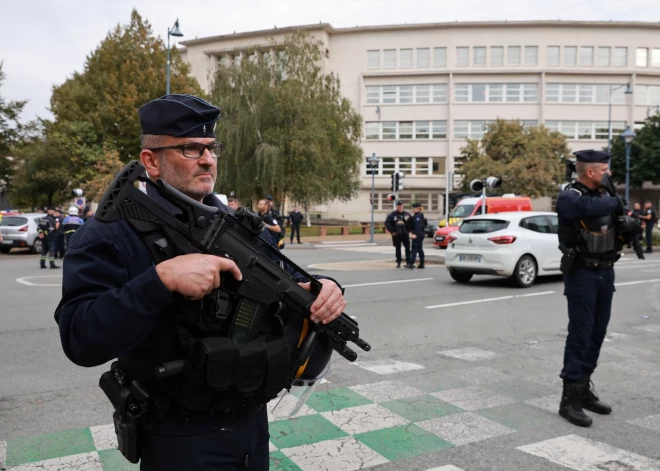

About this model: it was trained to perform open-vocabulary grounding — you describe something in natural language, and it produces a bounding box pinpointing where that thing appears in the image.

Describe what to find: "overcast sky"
[2,0,659,123]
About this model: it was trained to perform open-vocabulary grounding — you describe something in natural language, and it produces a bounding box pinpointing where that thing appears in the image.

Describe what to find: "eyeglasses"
[148,142,224,159]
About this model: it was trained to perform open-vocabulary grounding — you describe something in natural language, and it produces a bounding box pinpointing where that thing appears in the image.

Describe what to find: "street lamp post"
[367,153,379,243]
[166,19,184,95]
[621,126,637,203]
[607,82,632,155]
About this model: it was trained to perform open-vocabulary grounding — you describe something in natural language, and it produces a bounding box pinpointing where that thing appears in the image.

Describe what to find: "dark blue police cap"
[138,94,220,138]
[573,149,610,163]
[411,203,422,208]
[395,200,403,205]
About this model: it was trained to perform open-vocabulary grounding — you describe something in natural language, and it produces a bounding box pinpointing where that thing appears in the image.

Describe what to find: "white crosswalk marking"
[517,434,660,470]
[89,424,117,451]
[426,466,466,471]
[0,441,6,470]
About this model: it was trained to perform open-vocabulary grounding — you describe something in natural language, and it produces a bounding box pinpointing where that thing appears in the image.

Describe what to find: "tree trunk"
[304,202,311,227]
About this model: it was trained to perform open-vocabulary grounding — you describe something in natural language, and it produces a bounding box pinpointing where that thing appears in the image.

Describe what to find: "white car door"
[520,215,561,272]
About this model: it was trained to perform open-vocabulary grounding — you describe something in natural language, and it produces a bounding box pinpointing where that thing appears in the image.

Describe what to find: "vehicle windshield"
[459,219,509,234]
[450,204,476,218]
[0,217,28,227]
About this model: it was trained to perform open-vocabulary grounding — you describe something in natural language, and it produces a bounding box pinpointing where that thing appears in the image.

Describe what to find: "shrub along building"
[180,21,660,222]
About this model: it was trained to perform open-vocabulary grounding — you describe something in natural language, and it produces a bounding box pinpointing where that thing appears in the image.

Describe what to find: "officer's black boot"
[40,259,47,269]
[404,263,415,269]
[396,261,401,268]
[577,375,612,415]
[50,260,60,269]
[559,381,592,427]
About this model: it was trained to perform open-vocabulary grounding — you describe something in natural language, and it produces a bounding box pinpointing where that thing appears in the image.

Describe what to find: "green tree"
[610,116,660,188]
[0,62,27,194]
[209,32,363,209]
[49,9,204,174]
[458,119,569,197]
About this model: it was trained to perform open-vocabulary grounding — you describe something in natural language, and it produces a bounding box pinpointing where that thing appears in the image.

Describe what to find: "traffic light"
[386,194,396,202]
[391,171,405,192]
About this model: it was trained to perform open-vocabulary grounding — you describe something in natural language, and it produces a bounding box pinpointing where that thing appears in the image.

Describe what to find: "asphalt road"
[1,242,660,470]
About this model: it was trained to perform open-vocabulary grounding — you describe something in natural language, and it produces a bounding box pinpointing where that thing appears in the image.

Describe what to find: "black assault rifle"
[95,161,371,363]
[601,173,645,260]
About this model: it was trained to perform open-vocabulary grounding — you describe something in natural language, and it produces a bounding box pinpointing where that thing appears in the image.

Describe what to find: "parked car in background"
[444,211,562,288]
[0,213,44,254]
[424,218,440,238]
[434,195,533,248]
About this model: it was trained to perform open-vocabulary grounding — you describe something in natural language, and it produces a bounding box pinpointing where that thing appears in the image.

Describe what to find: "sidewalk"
[299,233,392,244]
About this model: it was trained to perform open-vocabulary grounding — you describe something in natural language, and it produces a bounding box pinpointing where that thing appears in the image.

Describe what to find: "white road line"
[615,279,660,287]
[15,275,62,287]
[344,278,434,288]
[516,290,556,298]
[319,240,368,245]
[426,295,514,309]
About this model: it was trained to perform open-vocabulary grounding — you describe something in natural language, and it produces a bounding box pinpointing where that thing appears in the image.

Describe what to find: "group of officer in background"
[385,200,427,269]
[37,205,86,269]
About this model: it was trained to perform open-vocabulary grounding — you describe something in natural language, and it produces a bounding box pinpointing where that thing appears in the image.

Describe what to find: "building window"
[363,121,448,141]
[365,122,380,139]
[637,48,648,67]
[367,50,380,69]
[524,46,538,66]
[474,47,487,66]
[564,46,577,66]
[366,86,380,104]
[614,47,627,67]
[597,47,610,67]
[489,84,504,102]
[432,157,446,175]
[381,158,396,175]
[434,47,447,67]
[544,121,625,140]
[454,83,537,102]
[456,47,469,67]
[546,46,560,66]
[635,85,660,105]
[432,85,448,103]
[415,158,430,175]
[417,48,430,68]
[383,49,396,69]
[455,84,469,102]
[579,84,594,103]
[472,84,487,102]
[579,47,594,66]
[546,84,560,102]
[400,49,413,68]
[507,46,521,66]
[399,121,413,139]
[454,120,489,139]
[653,49,660,68]
[546,83,628,104]
[398,157,413,175]
[399,86,413,104]
[432,121,447,139]
[490,46,504,66]
[365,84,448,104]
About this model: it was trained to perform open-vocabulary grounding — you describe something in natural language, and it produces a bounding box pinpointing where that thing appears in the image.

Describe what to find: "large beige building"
[180,21,660,221]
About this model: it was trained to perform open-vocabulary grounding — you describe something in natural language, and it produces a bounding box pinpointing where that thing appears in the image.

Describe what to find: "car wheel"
[0,247,10,254]
[32,239,42,254]
[511,255,537,288]
[449,269,473,283]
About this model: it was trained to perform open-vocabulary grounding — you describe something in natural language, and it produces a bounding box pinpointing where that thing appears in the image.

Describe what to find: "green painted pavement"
[269,451,303,471]
[304,387,373,412]
[381,395,463,422]
[98,449,139,471]
[5,427,95,468]
[268,414,348,449]
[355,424,454,461]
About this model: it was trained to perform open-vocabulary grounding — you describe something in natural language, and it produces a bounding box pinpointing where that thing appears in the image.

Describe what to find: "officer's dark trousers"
[392,234,410,264]
[40,238,56,265]
[645,224,653,252]
[410,236,425,265]
[561,267,615,382]
[141,407,269,470]
[290,225,301,243]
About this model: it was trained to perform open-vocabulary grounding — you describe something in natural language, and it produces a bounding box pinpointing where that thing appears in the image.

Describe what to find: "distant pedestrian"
[288,206,304,244]
[53,208,65,259]
[405,203,426,269]
[640,200,657,253]
[385,201,411,268]
[227,197,240,211]
[631,202,644,245]
[61,206,84,254]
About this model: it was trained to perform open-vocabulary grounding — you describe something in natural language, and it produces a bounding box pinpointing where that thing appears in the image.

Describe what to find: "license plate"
[1,240,12,245]
[459,255,481,262]
[435,236,445,242]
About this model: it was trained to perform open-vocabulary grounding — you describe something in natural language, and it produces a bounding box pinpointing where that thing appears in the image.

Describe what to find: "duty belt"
[576,257,614,270]
[150,396,263,423]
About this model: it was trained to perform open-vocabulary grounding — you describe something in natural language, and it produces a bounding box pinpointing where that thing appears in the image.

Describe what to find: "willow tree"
[209,32,363,210]
[459,119,568,197]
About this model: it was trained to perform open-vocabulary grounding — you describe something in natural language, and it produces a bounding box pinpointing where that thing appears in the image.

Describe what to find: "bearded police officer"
[556,149,624,428]
[405,203,426,269]
[54,94,346,470]
[385,200,412,268]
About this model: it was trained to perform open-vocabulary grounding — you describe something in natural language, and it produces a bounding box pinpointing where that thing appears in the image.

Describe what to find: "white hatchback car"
[444,211,562,287]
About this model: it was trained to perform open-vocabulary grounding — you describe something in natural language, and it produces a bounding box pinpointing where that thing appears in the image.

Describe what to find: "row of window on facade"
[367,46,660,69]
[365,83,660,105]
[364,120,625,141]
[372,192,446,211]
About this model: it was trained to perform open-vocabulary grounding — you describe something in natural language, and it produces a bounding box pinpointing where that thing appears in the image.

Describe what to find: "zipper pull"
[244,454,249,467]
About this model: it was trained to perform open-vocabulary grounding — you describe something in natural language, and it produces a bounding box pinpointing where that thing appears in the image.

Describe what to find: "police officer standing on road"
[385,201,412,268]
[640,200,657,253]
[54,94,346,470]
[61,206,84,253]
[37,207,59,269]
[405,203,426,269]
[288,206,304,244]
[556,149,624,428]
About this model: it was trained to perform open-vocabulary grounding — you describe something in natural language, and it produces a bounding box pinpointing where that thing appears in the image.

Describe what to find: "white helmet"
[68,206,79,216]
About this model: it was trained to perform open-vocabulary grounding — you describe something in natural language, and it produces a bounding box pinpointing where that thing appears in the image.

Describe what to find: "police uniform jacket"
[385,210,412,236]
[556,181,620,261]
[409,212,427,238]
[55,192,333,380]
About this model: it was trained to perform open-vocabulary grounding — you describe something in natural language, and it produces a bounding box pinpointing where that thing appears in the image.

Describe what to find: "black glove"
[233,206,265,236]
